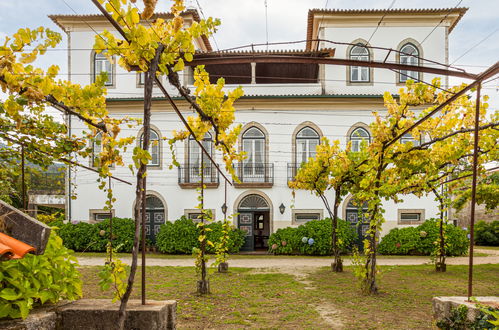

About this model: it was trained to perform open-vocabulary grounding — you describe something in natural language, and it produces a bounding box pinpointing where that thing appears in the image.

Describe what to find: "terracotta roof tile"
[49,9,213,52]
[0,232,35,261]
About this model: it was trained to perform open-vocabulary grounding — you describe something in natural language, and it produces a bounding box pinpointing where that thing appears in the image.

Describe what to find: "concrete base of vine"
[0,299,177,330]
[197,280,210,294]
[331,260,343,272]
[432,296,499,325]
[435,262,447,272]
[218,262,229,273]
[58,299,176,330]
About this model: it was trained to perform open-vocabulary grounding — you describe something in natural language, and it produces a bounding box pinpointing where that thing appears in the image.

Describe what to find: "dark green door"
[238,212,254,251]
[345,200,369,251]
[145,195,165,243]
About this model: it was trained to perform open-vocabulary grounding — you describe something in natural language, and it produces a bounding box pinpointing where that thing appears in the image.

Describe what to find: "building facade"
[50,7,467,250]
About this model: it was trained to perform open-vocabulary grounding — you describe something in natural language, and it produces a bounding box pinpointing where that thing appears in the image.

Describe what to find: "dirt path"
[77,254,499,267]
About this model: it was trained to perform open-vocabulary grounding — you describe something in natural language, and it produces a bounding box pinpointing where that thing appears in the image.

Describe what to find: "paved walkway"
[77,249,499,268]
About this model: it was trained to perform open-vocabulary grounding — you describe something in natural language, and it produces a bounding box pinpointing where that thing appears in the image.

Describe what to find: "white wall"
[67,18,445,238]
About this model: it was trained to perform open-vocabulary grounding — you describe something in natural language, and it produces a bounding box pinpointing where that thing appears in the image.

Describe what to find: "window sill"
[178,182,219,189]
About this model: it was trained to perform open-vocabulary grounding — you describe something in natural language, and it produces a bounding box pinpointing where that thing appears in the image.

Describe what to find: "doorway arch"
[234,191,273,251]
[132,191,167,242]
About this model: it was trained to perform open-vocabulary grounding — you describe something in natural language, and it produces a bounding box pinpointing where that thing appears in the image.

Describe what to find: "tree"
[290,138,365,272]
[350,79,497,293]
[92,0,244,327]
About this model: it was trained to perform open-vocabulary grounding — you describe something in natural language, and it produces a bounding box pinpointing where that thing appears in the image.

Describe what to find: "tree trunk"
[198,159,209,294]
[331,192,343,272]
[434,189,446,272]
[117,45,164,330]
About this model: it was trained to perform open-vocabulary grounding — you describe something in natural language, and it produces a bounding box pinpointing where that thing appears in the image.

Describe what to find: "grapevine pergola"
[35,2,487,325]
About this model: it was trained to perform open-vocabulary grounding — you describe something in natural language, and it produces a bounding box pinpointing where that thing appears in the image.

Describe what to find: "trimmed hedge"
[378,219,469,256]
[50,218,135,253]
[155,217,246,254]
[267,218,357,255]
[475,220,499,246]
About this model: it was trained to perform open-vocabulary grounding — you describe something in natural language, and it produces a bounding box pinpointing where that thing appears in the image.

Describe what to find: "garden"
[0,0,498,328]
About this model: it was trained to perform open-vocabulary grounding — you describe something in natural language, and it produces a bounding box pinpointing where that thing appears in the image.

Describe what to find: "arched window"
[188,132,213,181]
[91,132,102,167]
[94,52,114,86]
[399,43,419,82]
[400,133,420,146]
[350,44,370,82]
[296,126,320,164]
[139,129,160,166]
[242,127,266,178]
[350,127,371,152]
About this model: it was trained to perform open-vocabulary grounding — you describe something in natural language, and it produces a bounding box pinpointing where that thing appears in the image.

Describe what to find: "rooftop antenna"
[265,0,269,51]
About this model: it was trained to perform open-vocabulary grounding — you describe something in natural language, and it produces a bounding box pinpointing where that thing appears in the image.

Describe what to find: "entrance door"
[345,200,370,250]
[145,195,165,243]
[253,212,270,250]
[237,194,271,252]
[238,212,254,251]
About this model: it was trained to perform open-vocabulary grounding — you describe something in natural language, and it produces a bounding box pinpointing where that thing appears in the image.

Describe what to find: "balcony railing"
[28,172,65,194]
[178,164,219,187]
[233,163,274,185]
[287,163,300,182]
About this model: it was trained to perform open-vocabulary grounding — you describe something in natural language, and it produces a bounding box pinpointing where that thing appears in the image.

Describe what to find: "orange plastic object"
[0,242,14,260]
[0,232,35,260]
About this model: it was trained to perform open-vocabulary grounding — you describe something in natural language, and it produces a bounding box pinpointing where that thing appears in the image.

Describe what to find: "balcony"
[287,163,300,183]
[178,164,220,189]
[233,163,274,188]
[28,172,65,195]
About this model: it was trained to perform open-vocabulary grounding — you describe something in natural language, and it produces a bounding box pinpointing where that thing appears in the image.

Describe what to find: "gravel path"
[77,249,499,268]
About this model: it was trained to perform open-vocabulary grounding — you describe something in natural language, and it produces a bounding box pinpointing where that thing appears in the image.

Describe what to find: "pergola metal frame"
[89,0,498,305]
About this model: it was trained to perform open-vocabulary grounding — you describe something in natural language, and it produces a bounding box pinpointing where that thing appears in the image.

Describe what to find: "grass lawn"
[77,251,484,259]
[79,264,499,329]
[79,266,328,329]
[307,264,499,329]
[475,246,499,251]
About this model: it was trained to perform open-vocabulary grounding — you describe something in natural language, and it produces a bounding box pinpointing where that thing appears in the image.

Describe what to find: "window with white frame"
[94,213,111,222]
[188,132,213,180]
[350,44,370,82]
[93,52,114,86]
[91,132,102,167]
[400,133,421,146]
[399,43,419,82]
[398,209,424,224]
[242,127,266,178]
[294,212,321,224]
[350,127,371,152]
[296,126,320,165]
[139,129,160,166]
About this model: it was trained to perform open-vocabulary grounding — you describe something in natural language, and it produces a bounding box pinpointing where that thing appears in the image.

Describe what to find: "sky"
[0,0,498,109]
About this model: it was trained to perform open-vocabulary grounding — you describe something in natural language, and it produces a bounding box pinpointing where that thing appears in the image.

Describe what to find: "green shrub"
[94,218,135,252]
[268,218,357,255]
[57,221,99,252]
[0,232,82,320]
[378,219,469,256]
[475,220,499,246]
[206,221,245,254]
[155,217,198,254]
[155,217,246,254]
[51,218,135,252]
[375,227,420,255]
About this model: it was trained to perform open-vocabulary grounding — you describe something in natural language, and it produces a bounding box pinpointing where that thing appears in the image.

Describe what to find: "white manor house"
[50,7,468,251]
